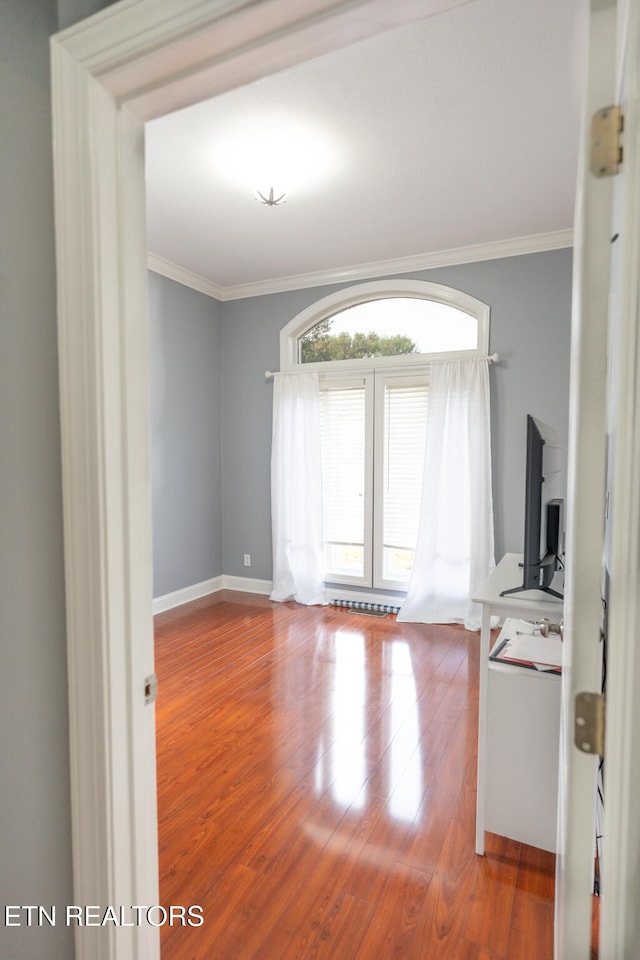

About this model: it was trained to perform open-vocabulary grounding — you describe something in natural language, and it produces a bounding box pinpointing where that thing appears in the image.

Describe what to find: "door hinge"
[590,105,623,177]
[574,691,605,756]
[144,673,158,705]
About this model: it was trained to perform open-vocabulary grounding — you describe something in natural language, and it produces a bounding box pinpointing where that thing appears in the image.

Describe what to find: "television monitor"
[501,414,564,599]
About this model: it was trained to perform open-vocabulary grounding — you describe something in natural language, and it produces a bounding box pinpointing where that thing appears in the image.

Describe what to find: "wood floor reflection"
[155,592,554,959]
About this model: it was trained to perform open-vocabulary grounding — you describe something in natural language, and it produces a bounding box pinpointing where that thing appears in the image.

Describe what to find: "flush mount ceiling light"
[210,113,341,204]
[256,187,287,206]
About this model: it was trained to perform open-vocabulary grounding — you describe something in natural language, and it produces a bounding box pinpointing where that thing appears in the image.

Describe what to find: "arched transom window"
[280,279,489,371]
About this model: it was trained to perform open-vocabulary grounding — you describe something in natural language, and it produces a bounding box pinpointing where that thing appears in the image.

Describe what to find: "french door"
[319,369,429,591]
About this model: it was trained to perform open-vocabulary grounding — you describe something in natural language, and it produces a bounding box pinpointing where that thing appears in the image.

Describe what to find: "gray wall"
[1,2,72,958]
[149,272,223,597]
[219,249,573,581]
[0,2,121,958]
[56,0,115,29]
[407,250,573,559]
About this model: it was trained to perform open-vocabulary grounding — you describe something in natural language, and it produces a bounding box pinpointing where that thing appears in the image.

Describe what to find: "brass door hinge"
[590,105,623,177]
[575,691,605,756]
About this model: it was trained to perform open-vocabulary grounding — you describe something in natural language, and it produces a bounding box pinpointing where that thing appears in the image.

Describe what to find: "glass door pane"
[319,383,368,583]
[379,379,429,586]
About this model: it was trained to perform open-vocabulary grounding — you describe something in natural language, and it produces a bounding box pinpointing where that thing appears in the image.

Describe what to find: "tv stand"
[473,553,564,855]
[500,583,564,601]
[499,551,563,600]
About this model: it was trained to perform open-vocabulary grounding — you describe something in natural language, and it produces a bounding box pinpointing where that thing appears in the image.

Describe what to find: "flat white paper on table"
[499,631,563,668]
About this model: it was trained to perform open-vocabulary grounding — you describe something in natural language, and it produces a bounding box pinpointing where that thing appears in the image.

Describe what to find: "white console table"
[473,552,564,855]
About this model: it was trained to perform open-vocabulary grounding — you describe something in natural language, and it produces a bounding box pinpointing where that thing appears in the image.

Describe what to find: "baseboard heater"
[330,599,401,617]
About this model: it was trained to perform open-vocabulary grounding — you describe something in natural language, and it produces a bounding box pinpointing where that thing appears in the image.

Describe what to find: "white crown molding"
[148,252,225,300]
[148,229,574,302]
[223,229,575,300]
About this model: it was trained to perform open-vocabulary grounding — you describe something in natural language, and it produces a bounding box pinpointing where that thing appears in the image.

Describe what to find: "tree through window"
[298,296,478,364]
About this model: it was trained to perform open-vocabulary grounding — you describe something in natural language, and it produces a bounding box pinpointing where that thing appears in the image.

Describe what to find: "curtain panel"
[270,372,326,605]
[398,358,495,630]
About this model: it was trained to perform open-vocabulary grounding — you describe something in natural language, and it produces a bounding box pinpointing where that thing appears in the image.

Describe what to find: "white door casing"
[599,0,640,954]
[557,0,640,956]
[50,2,471,958]
[555,2,616,958]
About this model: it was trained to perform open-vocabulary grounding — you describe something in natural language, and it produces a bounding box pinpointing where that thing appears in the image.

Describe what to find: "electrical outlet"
[243,554,251,567]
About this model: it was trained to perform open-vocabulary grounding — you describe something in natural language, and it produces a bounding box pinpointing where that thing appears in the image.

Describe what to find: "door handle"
[540,618,563,640]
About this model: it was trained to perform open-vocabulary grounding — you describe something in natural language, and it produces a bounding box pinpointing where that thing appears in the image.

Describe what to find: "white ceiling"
[144,0,587,299]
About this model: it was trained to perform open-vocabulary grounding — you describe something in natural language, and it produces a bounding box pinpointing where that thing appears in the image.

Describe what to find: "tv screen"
[501,414,564,599]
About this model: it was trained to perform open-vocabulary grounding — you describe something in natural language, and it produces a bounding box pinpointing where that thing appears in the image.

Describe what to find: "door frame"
[50,2,470,957]
[598,0,640,954]
[555,0,640,955]
[554,2,617,956]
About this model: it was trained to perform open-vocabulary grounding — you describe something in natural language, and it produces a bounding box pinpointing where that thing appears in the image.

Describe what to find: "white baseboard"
[152,574,272,613]
[153,577,405,614]
[221,575,273,596]
[152,576,225,614]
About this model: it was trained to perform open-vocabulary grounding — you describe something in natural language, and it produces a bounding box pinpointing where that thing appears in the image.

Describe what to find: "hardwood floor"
[154,591,555,959]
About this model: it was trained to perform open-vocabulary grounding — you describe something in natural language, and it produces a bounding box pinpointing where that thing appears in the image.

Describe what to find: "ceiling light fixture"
[210,114,341,204]
[256,187,287,206]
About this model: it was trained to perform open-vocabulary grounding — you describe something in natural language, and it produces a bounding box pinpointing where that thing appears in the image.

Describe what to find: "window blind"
[319,384,366,557]
[382,382,429,576]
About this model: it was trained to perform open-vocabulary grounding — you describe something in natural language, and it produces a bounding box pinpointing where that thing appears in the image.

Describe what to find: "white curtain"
[270,371,326,605]
[398,358,495,630]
